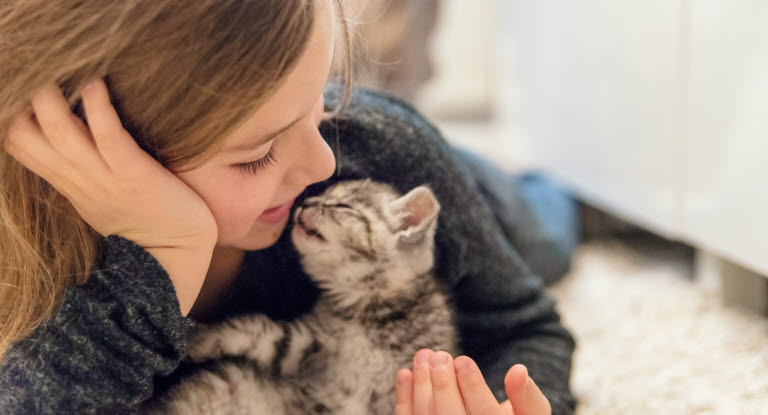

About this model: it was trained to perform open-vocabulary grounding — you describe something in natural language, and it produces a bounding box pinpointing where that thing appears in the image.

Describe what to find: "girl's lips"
[257,198,295,224]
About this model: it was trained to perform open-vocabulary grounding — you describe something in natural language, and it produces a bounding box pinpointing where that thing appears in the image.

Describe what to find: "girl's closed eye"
[236,146,278,176]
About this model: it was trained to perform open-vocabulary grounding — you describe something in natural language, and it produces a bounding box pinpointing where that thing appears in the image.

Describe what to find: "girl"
[0,1,576,413]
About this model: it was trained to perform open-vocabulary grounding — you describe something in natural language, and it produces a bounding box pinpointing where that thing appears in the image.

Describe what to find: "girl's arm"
[450,146,580,286]
[0,234,197,414]
[321,85,578,415]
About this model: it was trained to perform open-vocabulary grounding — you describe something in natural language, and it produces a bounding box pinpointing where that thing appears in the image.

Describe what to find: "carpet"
[547,238,768,414]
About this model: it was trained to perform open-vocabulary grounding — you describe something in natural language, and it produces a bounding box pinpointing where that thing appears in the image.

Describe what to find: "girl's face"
[173,0,337,251]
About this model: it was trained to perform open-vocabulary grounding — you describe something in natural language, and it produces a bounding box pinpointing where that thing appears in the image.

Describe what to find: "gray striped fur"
[146,180,458,414]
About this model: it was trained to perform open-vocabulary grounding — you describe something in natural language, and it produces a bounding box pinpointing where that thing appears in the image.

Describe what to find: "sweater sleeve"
[321,85,578,415]
[0,234,198,414]
[449,146,580,286]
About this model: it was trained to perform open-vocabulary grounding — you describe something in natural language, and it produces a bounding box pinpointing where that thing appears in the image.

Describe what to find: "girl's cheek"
[235,172,280,212]
[314,94,325,126]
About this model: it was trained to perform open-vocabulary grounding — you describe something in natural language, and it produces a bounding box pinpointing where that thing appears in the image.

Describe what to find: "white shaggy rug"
[546,239,768,415]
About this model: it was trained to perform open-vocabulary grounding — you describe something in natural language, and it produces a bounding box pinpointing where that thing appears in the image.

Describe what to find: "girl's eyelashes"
[236,147,278,175]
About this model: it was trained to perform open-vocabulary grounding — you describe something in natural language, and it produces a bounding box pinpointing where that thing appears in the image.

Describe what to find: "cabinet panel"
[504,0,687,237]
[686,1,768,275]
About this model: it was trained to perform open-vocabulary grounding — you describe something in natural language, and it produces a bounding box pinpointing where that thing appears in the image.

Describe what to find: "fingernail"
[83,79,99,93]
[430,351,449,368]
[415,349,432,367]
[454,356,472,373]
[397,369,409,386]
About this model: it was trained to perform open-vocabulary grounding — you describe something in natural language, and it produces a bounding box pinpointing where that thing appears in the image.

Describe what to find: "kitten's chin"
[291,225,326,254]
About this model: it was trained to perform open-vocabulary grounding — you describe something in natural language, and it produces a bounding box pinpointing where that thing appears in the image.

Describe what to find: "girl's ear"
[388,186,440,245]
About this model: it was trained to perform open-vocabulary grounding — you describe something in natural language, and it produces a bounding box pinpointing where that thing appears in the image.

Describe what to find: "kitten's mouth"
[297,212,326,242]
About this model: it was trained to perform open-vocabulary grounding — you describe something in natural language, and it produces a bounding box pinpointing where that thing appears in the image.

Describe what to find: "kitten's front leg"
[186,314,325,376]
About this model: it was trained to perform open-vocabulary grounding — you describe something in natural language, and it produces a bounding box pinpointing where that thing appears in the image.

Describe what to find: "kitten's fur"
[145,179,459,414]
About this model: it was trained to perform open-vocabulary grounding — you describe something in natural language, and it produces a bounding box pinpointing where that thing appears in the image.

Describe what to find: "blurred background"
[344,1,768,413]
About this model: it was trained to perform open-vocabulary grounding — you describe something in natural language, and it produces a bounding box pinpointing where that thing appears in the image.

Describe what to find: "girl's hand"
[2,78,218,249]
[395,349,552,415]
[2,78,219,315]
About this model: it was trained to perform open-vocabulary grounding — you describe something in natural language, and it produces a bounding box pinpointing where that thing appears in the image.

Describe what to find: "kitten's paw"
[186,323,229,363]
[184,315,303,369]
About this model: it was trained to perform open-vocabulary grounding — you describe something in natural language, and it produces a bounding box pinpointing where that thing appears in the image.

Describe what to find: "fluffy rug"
[546,238,768,415]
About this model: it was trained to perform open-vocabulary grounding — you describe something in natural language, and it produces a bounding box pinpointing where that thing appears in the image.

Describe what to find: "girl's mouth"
[257,198,294,224]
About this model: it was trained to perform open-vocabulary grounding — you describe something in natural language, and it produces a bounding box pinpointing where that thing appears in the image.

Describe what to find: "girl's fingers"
[454,355,505,415]
[394,369,414,415]
[428,351,468,415]
[500,399,515,415]
[29,81,103,170]
[412,349,435,415]
[3,109,71,196]
[79,77,138,169]
[70,111,93,138]
[504,365,552,415]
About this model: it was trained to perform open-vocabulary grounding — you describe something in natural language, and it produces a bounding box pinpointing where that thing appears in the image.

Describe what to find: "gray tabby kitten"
[147,179,459,415]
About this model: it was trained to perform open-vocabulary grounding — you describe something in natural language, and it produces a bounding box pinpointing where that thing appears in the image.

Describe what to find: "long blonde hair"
[0,0,352,358]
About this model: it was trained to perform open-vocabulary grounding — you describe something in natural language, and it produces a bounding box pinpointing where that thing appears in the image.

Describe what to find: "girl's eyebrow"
[224,115,303,153]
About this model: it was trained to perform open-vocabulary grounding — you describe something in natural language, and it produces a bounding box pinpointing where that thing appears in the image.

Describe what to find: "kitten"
[145,179,459,415]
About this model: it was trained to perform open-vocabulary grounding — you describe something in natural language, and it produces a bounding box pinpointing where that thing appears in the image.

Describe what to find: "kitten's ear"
[389,186,441,245]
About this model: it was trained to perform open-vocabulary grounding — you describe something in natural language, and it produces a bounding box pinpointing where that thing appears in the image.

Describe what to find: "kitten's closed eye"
[326,203,353,210]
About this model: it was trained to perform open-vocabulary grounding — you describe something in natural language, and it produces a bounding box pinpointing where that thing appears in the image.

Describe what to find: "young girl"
[0,1,576,414]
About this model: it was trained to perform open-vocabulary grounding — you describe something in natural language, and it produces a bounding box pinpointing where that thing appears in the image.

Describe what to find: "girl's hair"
[0,0,352,358]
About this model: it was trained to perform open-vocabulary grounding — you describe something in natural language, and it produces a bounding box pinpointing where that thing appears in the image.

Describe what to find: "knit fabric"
[0,234,197,414]
[0,85,577,414]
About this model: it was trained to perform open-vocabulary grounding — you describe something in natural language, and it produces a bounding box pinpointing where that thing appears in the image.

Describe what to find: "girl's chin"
[243,220,289,250]
[217,218,289,251]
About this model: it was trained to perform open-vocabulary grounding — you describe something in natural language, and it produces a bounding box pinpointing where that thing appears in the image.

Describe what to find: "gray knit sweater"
[0,86,577,414]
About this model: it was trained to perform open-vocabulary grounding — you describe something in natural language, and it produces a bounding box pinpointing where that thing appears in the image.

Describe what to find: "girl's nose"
[284,122,336,187]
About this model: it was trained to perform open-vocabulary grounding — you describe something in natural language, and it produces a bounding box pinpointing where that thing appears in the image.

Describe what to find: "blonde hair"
[0,0,352,358]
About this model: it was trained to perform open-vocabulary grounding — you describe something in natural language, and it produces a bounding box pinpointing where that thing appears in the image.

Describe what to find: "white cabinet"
[503,0,768,276]
[686,1,768,278]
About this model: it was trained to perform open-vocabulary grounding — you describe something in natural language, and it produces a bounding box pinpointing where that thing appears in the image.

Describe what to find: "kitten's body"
[144,180,458,414]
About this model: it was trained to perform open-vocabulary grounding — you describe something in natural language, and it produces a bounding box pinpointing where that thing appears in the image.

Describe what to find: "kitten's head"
[291,179,440,301]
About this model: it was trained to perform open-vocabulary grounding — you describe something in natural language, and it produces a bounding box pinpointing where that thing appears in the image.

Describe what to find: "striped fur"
[146,180,458,414]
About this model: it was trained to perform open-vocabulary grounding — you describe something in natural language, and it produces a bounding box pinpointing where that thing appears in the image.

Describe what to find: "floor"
[546,236,768,415]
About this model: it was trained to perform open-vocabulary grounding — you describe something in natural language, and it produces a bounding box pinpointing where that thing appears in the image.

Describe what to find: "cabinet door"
[686,1,768,276]
[503,0,686,237]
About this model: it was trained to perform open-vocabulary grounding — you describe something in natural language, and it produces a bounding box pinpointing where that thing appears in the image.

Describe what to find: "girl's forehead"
[216,0,336,160]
